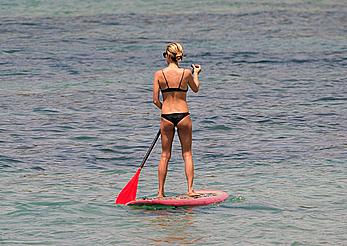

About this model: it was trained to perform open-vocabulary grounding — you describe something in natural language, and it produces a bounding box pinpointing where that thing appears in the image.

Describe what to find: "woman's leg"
[177,116,199,196]
[158,118,175,198]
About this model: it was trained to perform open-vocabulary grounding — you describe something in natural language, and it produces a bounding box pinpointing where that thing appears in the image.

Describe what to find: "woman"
[152,42,201,198]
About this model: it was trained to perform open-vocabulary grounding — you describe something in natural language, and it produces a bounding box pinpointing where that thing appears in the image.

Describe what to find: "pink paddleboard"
[126,190,229,207]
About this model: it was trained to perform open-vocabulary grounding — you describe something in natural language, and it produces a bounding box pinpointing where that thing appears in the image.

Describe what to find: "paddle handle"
[140,129,161,169]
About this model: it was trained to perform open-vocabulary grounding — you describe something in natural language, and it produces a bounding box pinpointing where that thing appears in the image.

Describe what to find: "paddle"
[115,129,161,205]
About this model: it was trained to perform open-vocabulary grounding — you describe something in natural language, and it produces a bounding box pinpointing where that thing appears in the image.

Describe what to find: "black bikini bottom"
[161,112,190,126]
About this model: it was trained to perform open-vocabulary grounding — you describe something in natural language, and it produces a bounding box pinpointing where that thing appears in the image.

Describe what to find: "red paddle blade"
[115,168,141,205]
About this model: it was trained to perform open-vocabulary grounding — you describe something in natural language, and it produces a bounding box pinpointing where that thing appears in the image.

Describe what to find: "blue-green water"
[1,0,346,245]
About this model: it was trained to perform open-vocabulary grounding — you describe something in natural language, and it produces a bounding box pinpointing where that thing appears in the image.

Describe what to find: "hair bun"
[165,42,184,62]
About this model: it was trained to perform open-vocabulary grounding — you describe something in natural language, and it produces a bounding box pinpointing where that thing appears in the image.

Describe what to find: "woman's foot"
[157,193,165,199]
[187,190,200,197]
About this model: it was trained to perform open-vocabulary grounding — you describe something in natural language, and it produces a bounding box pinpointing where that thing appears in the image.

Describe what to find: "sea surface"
[1,0,346,245]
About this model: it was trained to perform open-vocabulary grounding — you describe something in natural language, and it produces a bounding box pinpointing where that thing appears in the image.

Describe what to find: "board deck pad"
[126,190,229,207]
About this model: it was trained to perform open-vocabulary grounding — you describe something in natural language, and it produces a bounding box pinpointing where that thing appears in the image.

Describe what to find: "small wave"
[33,107,60,114]
[95,156,129,162]
[29,200,79,207]
[254,118,272,124]
[72,136,100,141]
[313,97,347,102]
[314,112,338,116]
[234,58,321,65]
[0,71,30,76]
[229,73,241,77]
[0,163,12,168]
[223,200,282,212]
[206,124,232,131]
[99,148,118,153]
[199,119,216,124]
[0,155,23,164]
[2,49,24,54]
[30,166,46,171]
[13,21,39,26]
[85,164,107,170]
[229,195,246,203]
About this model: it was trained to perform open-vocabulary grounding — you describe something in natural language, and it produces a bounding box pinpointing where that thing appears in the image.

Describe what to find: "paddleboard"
[126,190,228,207]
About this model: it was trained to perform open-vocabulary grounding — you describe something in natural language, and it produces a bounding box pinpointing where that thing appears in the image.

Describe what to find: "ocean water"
[1,0,346,245]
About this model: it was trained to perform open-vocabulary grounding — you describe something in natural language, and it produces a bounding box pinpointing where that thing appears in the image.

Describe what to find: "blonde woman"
[152,42,202,198]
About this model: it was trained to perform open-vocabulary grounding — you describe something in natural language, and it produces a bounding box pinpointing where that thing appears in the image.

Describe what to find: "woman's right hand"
[188,64,201,93]
[191,64,202,75]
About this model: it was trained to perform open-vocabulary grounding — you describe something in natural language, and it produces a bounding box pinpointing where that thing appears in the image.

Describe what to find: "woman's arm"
[152,71,162,109]
[187,64,201,93]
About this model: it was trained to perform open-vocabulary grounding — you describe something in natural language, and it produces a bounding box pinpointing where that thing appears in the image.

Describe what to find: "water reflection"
[144,209,205,245]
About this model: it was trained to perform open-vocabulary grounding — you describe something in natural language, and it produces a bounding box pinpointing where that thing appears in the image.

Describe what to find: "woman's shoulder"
[154,69,163,77]
[182,67,193,77]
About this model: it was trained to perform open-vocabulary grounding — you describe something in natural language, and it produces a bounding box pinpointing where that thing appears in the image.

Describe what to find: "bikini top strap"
[178,69,185,88]
[161,70,170,88]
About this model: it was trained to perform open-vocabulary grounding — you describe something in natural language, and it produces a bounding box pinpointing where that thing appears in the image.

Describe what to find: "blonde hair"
[165,42,184,61]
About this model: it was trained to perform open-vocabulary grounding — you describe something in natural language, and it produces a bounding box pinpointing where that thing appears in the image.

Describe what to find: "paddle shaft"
[140,129,161,169]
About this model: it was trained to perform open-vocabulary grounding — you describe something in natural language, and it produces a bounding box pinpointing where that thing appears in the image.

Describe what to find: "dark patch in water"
[31,166,45,171]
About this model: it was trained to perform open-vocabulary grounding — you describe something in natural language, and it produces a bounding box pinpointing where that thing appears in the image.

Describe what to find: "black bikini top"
[160,69,188,93]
